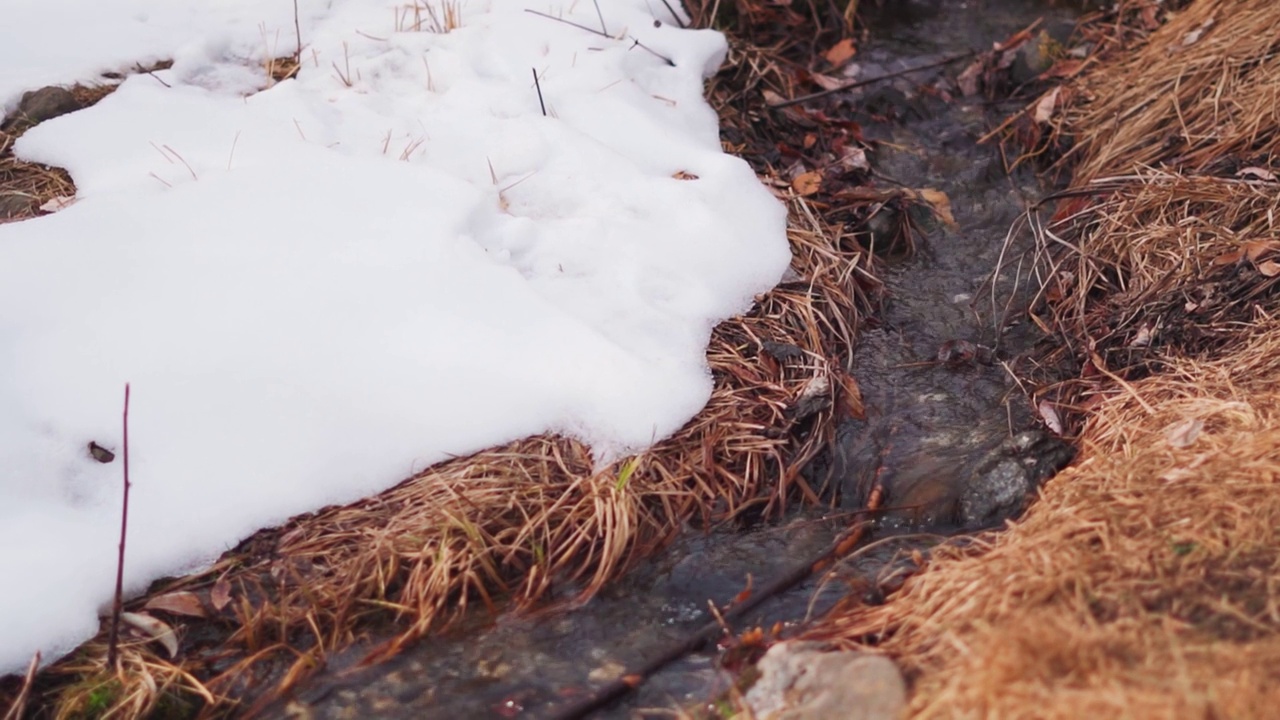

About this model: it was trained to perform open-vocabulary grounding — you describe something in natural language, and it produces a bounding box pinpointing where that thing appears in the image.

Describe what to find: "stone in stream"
[745,641,906,720]
[3,86,82,130]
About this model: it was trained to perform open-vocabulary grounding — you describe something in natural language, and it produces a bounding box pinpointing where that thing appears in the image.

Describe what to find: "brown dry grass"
[810,321,1280,718]
[800,1,1280,717]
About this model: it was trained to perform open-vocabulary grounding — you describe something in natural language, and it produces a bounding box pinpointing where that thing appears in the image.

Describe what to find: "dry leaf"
[1033,87,1061,124]
[1259,260,1280,277]
[957,59,983,96]
[1238,166,1277,182]
[144,591,206,618]
[792,171,822,196]
[39,196,76,213]
[211,577,233,611]
[918,188,958,230]
[121,612,179,658]
[1165,418,1204,449]
[762,89,787,106]
[1038,400,1064,435]
[671,170,699,180]
[1129,324,1153,347]
[1181,18,1214,46]
[837,146,869,172]
[824,38,857,67]
[809,73,846,91]
[1243,240,1280,261]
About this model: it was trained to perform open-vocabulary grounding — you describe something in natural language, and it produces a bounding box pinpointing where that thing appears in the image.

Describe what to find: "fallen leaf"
[1038,400,1064,435]
[1129,324,1153,347]
[144,591,206,618]
[792,171,822,196]
[671,170,699,180]
[918,188,958,230]
[1181,18,1214,46]
[211,577,233,611]
[1165,418,1204,449]
[957,59,983,96]
[87,442,115,464]
[802,133,817,150]
[1243,240,1280,261]
[824,38,857,67]
[808,73,845,91]
[1259,260,1280,277]
[39,195,76,213]
[1033,86,1061,124]
[121,612,179,658]
[1237,166,1277,182]
[837,146,869,172]
[762,89,787,106]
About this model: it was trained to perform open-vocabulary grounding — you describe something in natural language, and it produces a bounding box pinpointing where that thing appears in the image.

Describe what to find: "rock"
[0,193,35,220]
[745,641,906,720]
[1010,31,1058,85]
[4,86,82,129]
[958,430,1075,526]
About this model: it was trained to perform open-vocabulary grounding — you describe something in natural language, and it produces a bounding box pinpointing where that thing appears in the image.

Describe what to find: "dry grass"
[2,5,884,716]
[798,1,1280,717]
[808,322,1280,718]
[12,203,871,718]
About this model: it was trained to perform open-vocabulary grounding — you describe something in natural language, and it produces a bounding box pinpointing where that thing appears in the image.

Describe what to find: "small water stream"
[281,2,1080,717]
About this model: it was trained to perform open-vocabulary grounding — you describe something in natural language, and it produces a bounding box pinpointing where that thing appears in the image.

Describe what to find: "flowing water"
[280,1,1081,717]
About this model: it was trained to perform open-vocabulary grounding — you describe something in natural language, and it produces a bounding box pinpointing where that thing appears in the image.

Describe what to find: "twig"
[546,487,884,720]
[293,0,302,59]
[770,50,977,108]
[658,0,687,28]
[523,9,675,66]
[1,652,39,720]
[532,68,547,116]
[591,0,607,35]
[106,383,132,671]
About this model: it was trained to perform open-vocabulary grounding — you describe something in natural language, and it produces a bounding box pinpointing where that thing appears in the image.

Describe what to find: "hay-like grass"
[796,1,1280,717]
[15,204,870,717]
[807,320,1280,718]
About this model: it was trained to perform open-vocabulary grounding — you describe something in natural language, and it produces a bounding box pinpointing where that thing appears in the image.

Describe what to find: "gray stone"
[6,86,82,128]
[745,641,906,720]
[0,193,35,219]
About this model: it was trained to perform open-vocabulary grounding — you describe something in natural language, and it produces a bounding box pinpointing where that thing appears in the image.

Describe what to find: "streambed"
[281,1,1080,717]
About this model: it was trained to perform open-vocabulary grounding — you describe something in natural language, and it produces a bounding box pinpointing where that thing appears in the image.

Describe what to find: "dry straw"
[805,1,1280,717]
[1,43,879,715]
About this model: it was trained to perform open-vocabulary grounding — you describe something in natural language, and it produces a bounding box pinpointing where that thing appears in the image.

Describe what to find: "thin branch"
[591,0,607,35]
[771,50,977,108]
[532,68,547,116]
[106,383,132,671]
[293,0,302,59]
[658,0,687,28]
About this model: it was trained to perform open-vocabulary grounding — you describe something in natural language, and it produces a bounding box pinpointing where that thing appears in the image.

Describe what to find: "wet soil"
[279,2,1081,718]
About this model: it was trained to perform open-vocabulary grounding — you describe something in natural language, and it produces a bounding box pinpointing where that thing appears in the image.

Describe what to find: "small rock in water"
[0,193,35,220]
[745,641,906,720]
[4,86,82,129]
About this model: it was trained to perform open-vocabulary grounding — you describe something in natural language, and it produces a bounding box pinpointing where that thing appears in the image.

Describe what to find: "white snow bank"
[0,0,789,674]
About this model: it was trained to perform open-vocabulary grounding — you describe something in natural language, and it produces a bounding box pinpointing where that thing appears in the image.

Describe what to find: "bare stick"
[523,9,675,67]
[658,0,687,28]
[770,50,976,108]
[293,0,302,59]
[1,652,39,720]
[532,68,547,117]
[591,0,607,35]
[106,383,132,671]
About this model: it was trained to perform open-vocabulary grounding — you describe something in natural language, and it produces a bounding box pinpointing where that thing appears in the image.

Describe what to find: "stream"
[279,1,1080,718]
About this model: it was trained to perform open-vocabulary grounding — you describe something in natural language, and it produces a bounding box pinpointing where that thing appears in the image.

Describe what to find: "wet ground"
[279,2,1080,718]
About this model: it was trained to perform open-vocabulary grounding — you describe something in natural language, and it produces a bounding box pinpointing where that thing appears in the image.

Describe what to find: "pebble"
[745,641,906,720]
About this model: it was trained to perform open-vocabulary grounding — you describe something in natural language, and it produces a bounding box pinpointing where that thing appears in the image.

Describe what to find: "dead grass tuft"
[798,2,1280,717]
[807,322,1280,718]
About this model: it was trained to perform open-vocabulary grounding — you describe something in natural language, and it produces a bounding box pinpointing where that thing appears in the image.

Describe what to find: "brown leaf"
[1033,86,1061,124]
[671,170,699,180]
[1259,260,1280,277]
[121,612,179,658]
[1243,240,1280,261]
[917,188,958,230]
[837,146,869,172]
[211,577,233,611]
[1211,249,1244,266]
[824,38,857,67]
[1165,418,1204,449]
[1237,166,1277,182]
[792,171,822,196]
[1038,400,1064,436]
[144,591,206,618]
[808,73,845,91]
[957,59,983,96]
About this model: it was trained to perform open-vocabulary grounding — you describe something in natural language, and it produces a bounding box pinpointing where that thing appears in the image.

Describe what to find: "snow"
[0,0,789,674]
